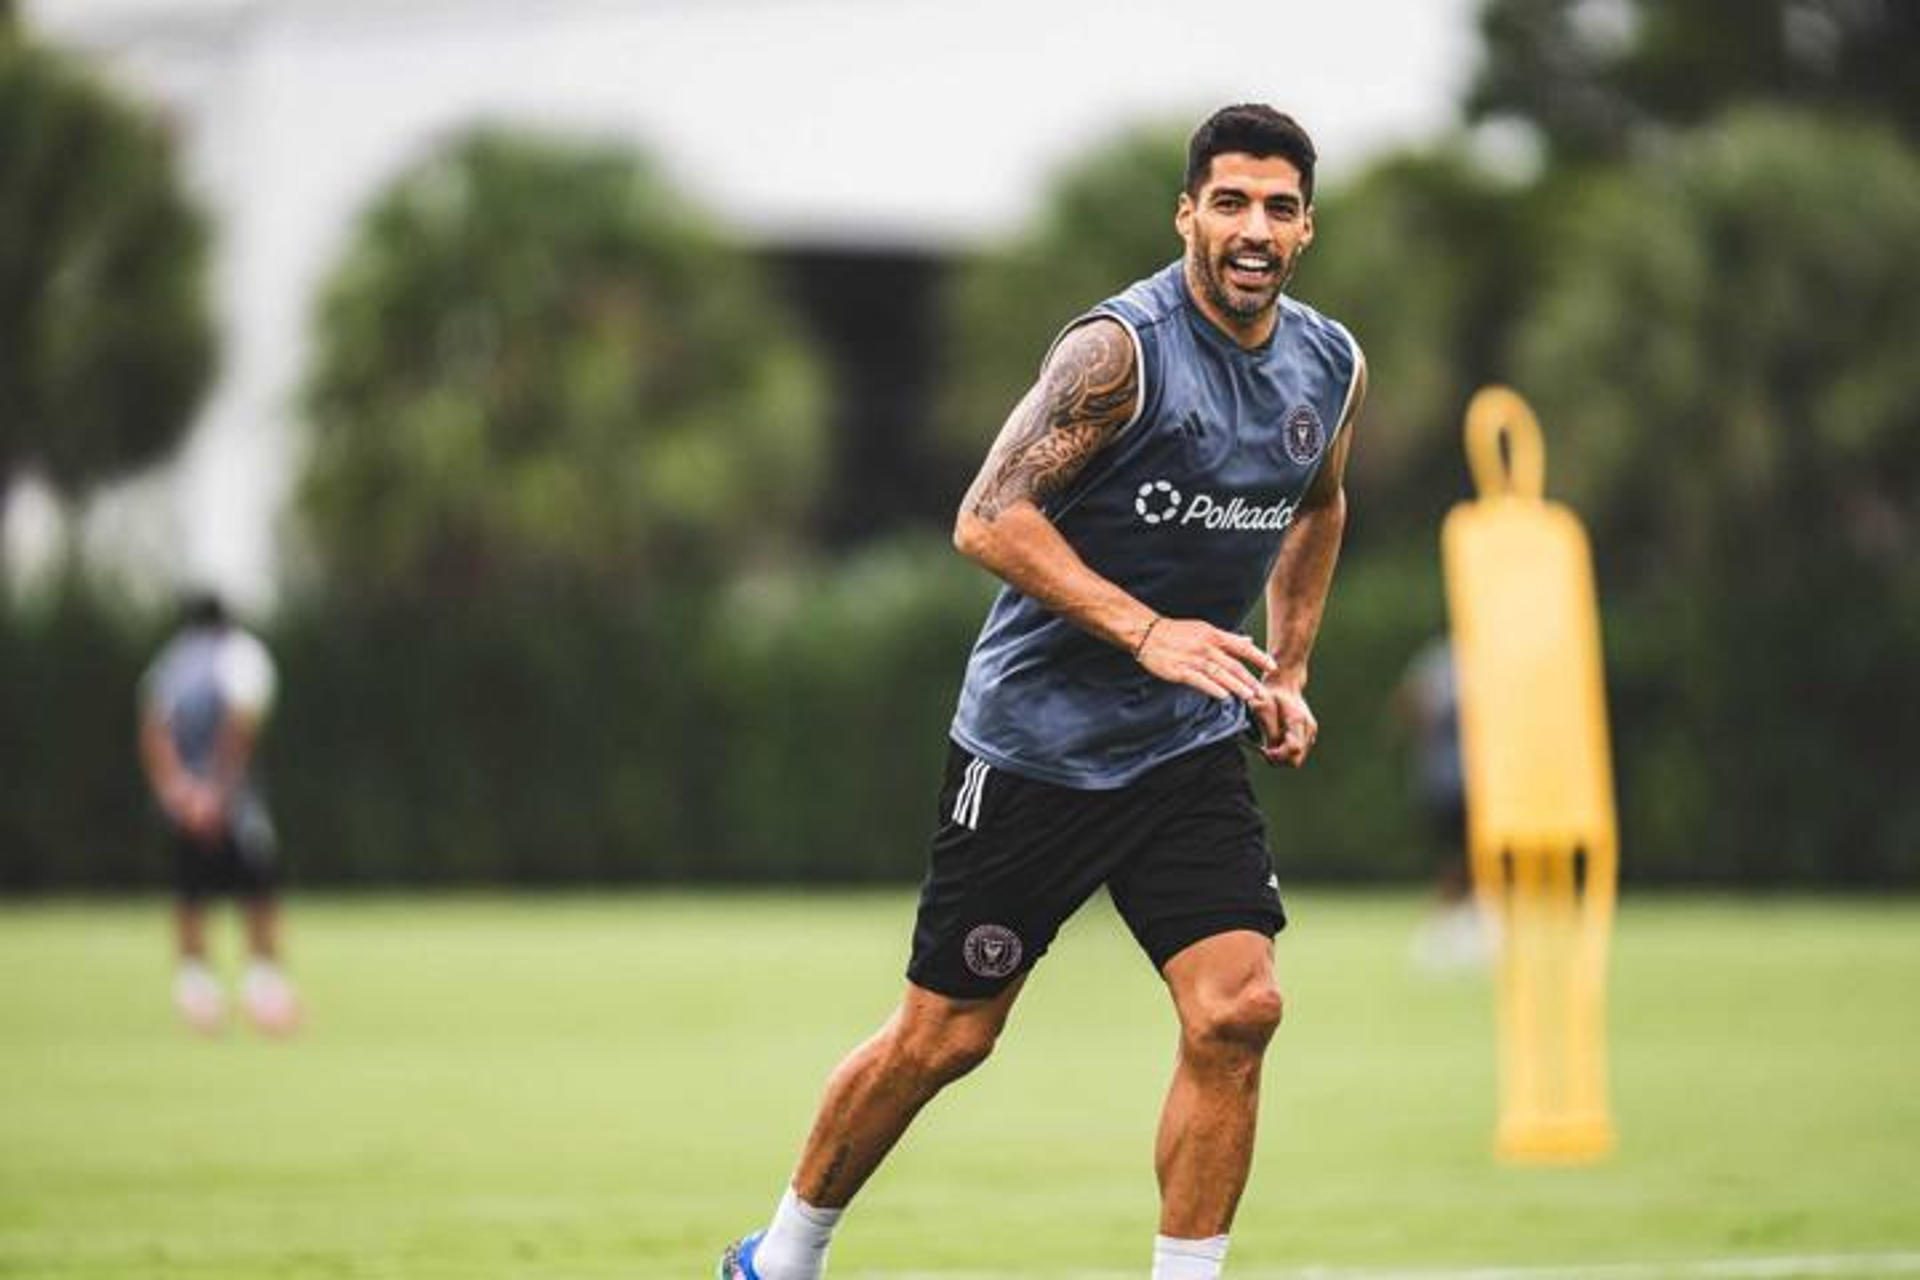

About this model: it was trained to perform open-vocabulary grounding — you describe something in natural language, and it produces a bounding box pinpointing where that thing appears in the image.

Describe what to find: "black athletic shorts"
[907,737,1287,999]
[171,826,278,903]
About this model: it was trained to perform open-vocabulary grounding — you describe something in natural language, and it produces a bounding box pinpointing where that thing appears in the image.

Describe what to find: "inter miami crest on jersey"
[1284,404,1324,466]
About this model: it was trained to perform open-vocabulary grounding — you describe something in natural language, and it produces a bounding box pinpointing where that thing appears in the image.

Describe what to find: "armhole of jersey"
[138,650,173,719]
[218,631,278,721]
[1046,311,1149,439]
[1332,325,1364,442]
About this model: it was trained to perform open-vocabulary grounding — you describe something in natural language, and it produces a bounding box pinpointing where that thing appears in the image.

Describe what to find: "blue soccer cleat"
[717,1231,765,1280]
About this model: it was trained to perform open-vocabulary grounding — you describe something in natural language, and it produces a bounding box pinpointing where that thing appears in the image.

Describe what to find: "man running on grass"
[722,102,1366,1280]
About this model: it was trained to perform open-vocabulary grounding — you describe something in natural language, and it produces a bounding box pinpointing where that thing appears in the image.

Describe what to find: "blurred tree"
[1516,109,1920,587]
[298,128,826,602]
[1299,148,1542,546]
[1513,109,1920,880]
[936,124,1187,462]
[0,38,214,546]
[1469,0,1920,162]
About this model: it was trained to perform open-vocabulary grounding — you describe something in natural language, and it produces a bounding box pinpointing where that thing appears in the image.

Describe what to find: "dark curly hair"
[178,591,230,631]
[1185,104,1318,202]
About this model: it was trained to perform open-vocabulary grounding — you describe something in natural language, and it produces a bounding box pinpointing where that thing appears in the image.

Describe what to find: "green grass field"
[2,891,1917,1278]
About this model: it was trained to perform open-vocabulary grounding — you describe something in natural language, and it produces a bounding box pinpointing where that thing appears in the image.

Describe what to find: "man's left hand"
[1251,680,1318,768]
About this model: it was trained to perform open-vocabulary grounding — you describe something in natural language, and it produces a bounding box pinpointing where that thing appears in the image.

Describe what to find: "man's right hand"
[167,780,228,843]
[1135,618,1276,703]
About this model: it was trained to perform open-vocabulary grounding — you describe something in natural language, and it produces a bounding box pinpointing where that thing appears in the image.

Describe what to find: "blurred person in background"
[137,592,299,1036]
[1396,635,1492,972]
[722,104,1364,1280]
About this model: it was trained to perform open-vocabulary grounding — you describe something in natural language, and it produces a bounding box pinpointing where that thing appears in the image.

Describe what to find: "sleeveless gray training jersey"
[951,261,1362,789]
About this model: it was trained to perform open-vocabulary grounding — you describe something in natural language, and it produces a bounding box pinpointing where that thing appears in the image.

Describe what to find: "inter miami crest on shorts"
[962,925,1023,979]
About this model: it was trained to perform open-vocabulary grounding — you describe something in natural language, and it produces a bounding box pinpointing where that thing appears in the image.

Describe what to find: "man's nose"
[1240,203,1272,242]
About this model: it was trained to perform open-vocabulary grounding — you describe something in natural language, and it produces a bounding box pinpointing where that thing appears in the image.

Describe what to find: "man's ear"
[1175,191,1195,244]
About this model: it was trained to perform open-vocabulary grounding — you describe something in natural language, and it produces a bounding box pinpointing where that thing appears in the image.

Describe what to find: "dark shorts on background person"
[907,737,1287,999]
[171,826,278,902]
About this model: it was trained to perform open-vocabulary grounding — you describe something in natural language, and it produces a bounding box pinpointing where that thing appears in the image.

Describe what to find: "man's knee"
[886,1009,1003,1088]
[1182,980,1284,1056]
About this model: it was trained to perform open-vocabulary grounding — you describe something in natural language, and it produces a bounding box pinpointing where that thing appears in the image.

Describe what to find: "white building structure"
[19,0,1477,609]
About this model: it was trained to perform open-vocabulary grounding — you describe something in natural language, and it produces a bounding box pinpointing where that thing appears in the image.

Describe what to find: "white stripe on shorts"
[952,757,989,830]
[967,760,989,828]
[951,758,976,826]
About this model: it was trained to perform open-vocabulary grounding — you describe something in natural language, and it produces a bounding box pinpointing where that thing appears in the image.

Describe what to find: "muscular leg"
[171,898,224,1032]
[236,894,299,1033]
[173,900,209,961]
[242,895,280,963]
[1155,930,1284,1238]
[791,977,1025,1207]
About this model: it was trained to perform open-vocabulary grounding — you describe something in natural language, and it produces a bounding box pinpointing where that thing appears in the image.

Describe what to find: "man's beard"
[1191,240,1294,322]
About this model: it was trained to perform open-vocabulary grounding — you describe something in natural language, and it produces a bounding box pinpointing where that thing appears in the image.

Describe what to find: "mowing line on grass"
[858,1250,1920,1280]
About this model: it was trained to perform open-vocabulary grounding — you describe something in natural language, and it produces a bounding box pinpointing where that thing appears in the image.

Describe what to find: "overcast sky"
[18,0,1485,606]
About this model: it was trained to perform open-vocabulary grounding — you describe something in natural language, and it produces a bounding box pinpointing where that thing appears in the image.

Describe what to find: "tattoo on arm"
[964,320,1137,522]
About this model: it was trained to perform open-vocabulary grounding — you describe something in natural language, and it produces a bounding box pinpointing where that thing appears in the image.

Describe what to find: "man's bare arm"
[138,710,185,806]
[954,319,1272,702]
[139,710,223,838]
[954,319,1147,648]
[1255,350,1367,765]
[210,716,261,803]
[962,319,1137,523]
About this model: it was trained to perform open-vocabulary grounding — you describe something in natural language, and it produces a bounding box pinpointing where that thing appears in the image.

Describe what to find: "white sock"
[242,960,287,993]
[1153,1233,1230,1280]
[173,961,225,1027]
[753,1187,843,1280]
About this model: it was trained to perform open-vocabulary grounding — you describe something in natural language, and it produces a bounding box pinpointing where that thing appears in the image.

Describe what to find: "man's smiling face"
[1177,152,1315,342]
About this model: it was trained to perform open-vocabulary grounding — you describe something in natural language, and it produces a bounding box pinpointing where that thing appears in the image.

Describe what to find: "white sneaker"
[241,963,301,1036]
[174,964,226,1034]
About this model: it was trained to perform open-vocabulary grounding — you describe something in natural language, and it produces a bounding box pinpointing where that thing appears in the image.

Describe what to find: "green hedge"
[265,538,992,885]
[3,533,1915,889]
[0,589,154,890]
